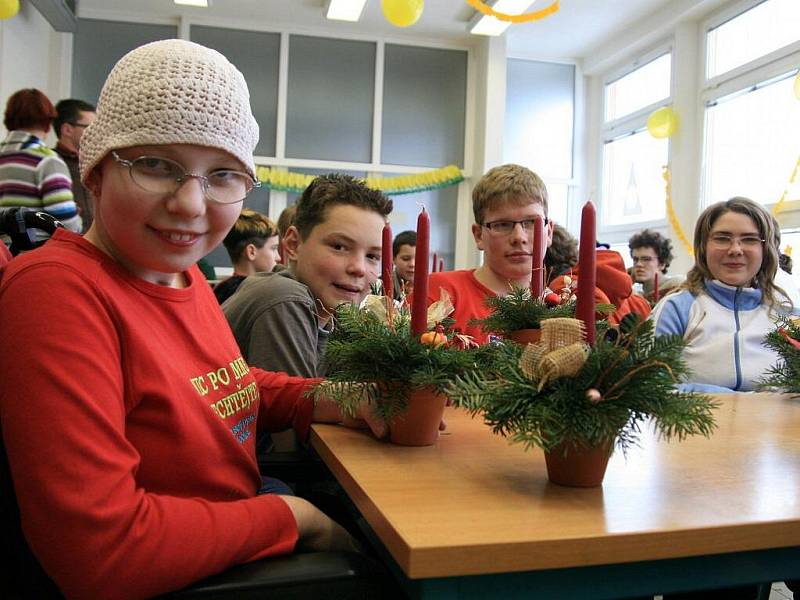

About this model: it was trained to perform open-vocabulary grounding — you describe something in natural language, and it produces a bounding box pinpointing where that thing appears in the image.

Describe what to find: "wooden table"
[310,394,800,599]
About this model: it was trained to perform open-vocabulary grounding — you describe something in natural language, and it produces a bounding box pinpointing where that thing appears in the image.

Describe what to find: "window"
[600,48,672,228]
[706,0,800,80]
[602,131,669,226]
[703,71,800,206]
[604,53,671,122]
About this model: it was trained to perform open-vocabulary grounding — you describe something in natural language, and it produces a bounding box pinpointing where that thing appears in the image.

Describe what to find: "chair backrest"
[0,432,63,598]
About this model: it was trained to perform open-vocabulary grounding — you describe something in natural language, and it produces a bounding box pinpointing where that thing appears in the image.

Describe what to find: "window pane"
[387,185,459,271]
[703,74,800,206]
[706,0,800,80]
[191,26,280,158]
[604,53,671,122]
[286,36,375,162]
[72,19,177,103]
[381,45,467,168]
[505,59,574,179]
[545,182,569,227]
[602,131,668,225]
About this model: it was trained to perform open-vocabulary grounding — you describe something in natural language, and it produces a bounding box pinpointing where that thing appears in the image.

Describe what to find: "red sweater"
[425,270,495,344]
[0,230,314,599]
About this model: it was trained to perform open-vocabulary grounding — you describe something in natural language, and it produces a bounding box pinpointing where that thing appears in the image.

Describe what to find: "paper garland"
[662,165,694,257]
[255,164,464,196]
[464,0,560,23]
[771,155,800,219]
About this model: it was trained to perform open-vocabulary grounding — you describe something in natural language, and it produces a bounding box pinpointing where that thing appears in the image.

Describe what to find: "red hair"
[4,88,57,132]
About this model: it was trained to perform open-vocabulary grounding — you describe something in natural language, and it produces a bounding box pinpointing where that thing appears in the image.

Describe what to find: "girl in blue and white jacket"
[651,197,794,393]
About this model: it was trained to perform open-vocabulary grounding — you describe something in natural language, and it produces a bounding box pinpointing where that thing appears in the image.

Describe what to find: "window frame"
[699,0,800,213]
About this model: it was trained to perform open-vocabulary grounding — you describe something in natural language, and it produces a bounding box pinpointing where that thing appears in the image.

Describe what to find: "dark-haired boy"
[392,229,416,300]
[223,174,392,378]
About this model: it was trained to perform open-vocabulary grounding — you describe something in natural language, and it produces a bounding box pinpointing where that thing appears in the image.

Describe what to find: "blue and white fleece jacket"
[650,279,790,393]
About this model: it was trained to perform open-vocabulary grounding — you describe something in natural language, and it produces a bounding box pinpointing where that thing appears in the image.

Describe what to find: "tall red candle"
[432,252,438,273]
[382,222,393,299]
[576,201,596,345]
[531,215,545,298]
[411,207,430,336]
[653,272,660,303]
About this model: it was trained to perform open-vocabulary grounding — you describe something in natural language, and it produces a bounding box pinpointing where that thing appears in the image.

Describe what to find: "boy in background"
[214,209,279,304]
[392,229,416,300]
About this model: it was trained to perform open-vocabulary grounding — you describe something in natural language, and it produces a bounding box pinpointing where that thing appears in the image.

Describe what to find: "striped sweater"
[0,131,81,239]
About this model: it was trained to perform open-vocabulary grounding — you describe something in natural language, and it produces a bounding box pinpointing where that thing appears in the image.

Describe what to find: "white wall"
[0,2,70,142]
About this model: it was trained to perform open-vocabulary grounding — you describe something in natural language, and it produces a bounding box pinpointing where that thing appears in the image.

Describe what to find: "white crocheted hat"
[79,39,259,183]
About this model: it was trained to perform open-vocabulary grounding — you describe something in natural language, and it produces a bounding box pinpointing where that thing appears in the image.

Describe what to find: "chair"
[0,206,62,255]
[0,432,398,599]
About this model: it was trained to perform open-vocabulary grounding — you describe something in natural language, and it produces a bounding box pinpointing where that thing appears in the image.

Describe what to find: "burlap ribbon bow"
[518,318,589,390]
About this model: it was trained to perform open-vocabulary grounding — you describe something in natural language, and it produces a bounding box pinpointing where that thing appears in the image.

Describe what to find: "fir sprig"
[313,303,488,420]
[447,317,718,454]
[470,284,614,336]
[760,317,800,393]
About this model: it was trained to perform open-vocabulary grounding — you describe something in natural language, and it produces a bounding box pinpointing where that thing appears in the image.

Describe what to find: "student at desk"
[651,197,794,393]
[0,40,384,599]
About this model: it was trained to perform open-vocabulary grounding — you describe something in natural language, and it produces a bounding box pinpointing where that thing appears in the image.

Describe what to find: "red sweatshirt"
[549,249,651,324]
[0,229,315,599]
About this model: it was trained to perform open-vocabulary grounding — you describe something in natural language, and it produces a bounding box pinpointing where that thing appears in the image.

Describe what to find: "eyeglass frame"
[631,255,657,264]
[707,233,765,249]
[110,151,259,205]
[69,122,91,129]
[481,217,550,235]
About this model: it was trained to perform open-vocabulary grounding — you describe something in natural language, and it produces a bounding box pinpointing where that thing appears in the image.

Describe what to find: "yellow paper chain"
[771,155,800,220]
[464,0,560,23]
[255,165,464,196]
[663,165,694,257]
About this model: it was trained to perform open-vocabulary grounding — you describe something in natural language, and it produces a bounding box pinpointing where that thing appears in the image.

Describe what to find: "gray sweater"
[222,270,330,378]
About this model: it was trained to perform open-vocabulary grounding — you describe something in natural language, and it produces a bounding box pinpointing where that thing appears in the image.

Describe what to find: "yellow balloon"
[794,72,800,101]
[382,0,424,27]
[0,0,19,20]
[647,106,679,139]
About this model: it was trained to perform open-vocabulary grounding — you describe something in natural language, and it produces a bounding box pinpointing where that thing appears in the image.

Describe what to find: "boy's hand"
[353,400,388,439]
[280,496,361,553]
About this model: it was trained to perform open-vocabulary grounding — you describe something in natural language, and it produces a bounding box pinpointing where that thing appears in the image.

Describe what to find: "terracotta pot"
[544,439,613,487]
[389,386,447,446]
[340,415,369,429]
[508,328,541,345]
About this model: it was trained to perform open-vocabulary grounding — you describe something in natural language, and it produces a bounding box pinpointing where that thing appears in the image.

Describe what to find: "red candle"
[576,201,596,345]
[531,216,545,298]
[382,222,393,299]
[411,207,430,336]
[432,252,438,273]
[653,272,660,303]
[438,258,444,273]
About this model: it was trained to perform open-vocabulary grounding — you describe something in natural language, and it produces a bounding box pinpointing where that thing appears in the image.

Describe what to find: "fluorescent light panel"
[174,0,209,6]
[470,0,536,36]
[325,0,368,22]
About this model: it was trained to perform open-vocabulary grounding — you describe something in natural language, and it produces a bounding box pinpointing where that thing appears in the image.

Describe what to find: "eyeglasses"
[482,217,549,235]
[111,151,258,204]
[708,233,765,249]
[69,122,91,128]
[632,256,655,264]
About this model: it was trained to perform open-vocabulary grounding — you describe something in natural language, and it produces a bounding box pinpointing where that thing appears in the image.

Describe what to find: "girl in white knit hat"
[0,39,384,599]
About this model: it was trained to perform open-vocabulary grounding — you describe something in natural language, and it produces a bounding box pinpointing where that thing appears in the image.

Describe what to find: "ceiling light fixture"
[174,0,209,7]
[469,0,536,36]
[325,0,368,22]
